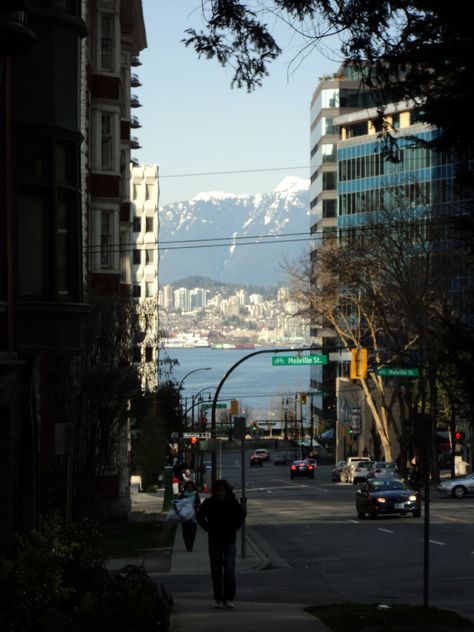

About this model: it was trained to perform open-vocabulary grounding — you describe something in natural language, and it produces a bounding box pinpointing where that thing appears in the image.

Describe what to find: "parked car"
[332,460,346,482]
[367,461,399,479]
[341,458,373,483]
[306,458,318,469]
[352,461,374,484]
[356,478,421,519]
[274,454,290,465]
[290,460,315,479]
[250,454,264,467]
[438,472,474,498]
[255,448,270,462]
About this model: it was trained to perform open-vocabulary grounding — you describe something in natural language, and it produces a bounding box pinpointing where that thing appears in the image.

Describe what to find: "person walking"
[177,480,201,552]
[197,479,246,610]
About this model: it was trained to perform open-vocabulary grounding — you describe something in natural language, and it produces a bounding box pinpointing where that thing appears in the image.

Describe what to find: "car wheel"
[357,511,366,519]
[310,474,314,479]
[290,475,294,480]
[413,509,421,518]
[368,507,377,520]
[452,485,467,498]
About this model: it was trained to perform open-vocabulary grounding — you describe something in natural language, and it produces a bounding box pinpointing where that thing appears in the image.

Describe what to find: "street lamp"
[177,368,211,463]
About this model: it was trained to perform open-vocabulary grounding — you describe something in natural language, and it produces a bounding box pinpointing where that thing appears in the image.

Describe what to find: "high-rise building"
[309,65,373,432]
[130,164,159,392]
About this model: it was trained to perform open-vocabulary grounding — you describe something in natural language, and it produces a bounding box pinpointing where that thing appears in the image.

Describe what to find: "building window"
[145,249,154,265]
[18,192,46,297]
[16,135,80,300]
[145,347,153,362]
[133,217,141,232]
[101,113,113,170]
[120,230,130,283]
[133,284,141,298]
[322,199,337,218]
[322,144,336,163]
[145,217,153,233]
[132,346,141,363]
[146,184,154,201]
[146,282,155,297]
[100,14,115,72]
[101,211,113,268]
[322,171,337,191]
[133,249,141,265]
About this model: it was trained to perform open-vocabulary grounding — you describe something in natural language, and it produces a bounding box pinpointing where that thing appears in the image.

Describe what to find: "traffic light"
[350,348,368,380]
[455,431,465,443]
[300,393,307,405]
[190,436,198,446]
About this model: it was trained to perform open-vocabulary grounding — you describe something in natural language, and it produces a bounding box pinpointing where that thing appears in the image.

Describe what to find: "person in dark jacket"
[197,479,246,609]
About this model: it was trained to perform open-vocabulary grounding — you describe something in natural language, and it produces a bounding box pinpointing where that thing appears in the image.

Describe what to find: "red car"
[250,454,264,467]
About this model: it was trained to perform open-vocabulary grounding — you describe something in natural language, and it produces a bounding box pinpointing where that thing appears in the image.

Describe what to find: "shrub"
[0,517,172,632]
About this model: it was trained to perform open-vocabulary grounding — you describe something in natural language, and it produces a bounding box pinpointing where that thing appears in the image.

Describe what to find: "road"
[163,449,474,619]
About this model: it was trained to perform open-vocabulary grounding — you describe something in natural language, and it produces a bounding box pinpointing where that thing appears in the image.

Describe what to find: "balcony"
[0,7,37,56]
[130,137,141,150]
[131,73,142,88]
[130,95,142,108]
[130,116,142,129]
[131,55,142,67]
[131,157,139,167]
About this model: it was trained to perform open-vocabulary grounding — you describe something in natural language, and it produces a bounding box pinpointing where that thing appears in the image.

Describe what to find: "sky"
[134,1,342,207]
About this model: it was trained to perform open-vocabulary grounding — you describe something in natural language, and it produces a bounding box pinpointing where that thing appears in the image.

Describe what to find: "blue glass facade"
[337,130,458,228]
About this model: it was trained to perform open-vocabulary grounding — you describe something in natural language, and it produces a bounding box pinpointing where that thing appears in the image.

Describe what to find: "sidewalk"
[107,479,331,632]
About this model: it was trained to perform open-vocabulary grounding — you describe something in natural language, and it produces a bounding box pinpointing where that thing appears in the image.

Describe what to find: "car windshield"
[368,479,406,491]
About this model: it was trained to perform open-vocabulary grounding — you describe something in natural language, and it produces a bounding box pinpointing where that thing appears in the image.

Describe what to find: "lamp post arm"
[210,346,323,485]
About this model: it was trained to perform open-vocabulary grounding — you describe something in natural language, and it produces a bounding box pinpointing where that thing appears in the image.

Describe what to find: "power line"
[84,216,461,254]
[158,166,310,179]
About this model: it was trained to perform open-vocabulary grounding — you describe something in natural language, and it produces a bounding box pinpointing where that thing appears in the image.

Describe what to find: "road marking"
[349,520,359,523]
[428,539,446,546]
[378,528,394,534]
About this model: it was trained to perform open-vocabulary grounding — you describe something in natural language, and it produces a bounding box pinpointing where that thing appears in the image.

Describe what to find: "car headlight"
[375,497,386,503]
[408,495,417,501]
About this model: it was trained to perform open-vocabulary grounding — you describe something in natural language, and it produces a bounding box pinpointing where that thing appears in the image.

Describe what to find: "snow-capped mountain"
[159,176,310,287]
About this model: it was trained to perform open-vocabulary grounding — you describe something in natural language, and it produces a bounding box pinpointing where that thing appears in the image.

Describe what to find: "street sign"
[272,355,328,366]
[201,403,227,410]
[183,432,211,439]
[376,367,420,377]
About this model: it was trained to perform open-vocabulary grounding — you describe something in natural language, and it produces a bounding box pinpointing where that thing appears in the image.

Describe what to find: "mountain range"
[159,176,310,287]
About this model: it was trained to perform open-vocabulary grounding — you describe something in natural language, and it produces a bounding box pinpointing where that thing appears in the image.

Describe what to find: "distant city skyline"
[134,1,341,206]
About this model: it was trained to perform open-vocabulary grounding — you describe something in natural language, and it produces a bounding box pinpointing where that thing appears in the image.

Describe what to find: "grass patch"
[100,520,176,558]
[306,603,474,631]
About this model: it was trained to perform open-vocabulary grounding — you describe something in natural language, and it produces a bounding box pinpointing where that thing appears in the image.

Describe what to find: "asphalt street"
[157,449,474,621]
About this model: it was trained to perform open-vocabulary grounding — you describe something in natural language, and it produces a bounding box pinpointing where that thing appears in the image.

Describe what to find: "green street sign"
[272,355,328,366]
[201,403,227,410]
[376,367,420,377]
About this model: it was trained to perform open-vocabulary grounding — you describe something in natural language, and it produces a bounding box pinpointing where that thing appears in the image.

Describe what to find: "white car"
[367,461,399,479]
[342,459,373,484]
[438,472,474,498]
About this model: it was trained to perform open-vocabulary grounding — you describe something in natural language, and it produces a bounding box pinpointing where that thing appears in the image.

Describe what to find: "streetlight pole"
[177,367,211,467]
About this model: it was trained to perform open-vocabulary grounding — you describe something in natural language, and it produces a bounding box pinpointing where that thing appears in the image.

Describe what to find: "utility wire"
[158,166,310,178]
[84,216,462,254]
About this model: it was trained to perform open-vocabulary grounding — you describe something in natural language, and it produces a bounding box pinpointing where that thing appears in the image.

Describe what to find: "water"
[164,347,311,420]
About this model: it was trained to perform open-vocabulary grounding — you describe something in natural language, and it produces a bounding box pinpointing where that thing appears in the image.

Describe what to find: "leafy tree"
[185,1,474,167]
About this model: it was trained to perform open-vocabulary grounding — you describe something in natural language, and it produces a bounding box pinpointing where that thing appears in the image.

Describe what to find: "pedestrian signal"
[190,436,198,445]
